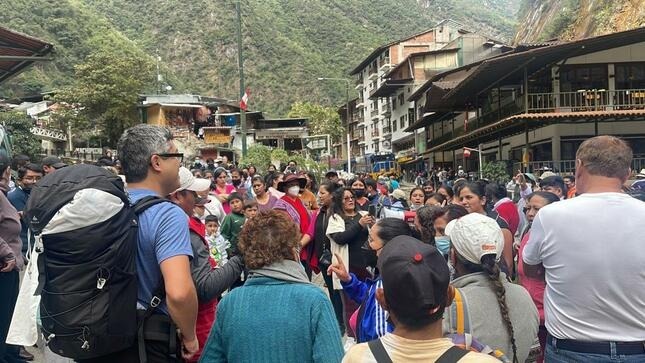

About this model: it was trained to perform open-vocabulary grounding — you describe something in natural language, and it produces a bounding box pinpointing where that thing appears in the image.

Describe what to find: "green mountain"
[1,0,519,116]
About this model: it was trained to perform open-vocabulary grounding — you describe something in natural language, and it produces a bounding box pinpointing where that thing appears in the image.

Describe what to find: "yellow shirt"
[342,334,499,363]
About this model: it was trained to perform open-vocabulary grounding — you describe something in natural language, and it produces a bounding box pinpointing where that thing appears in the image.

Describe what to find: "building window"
[392,98,397,110]
[400,115,405,129]
[615,63,645,89]
[393,119,398,132]
[560,65,608,92]
[398,94,405,106]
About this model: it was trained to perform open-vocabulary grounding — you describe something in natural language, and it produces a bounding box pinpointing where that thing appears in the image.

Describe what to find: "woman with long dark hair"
[326,187,374,340]
[301,181,344,334]
[350,178,370,211]
[212,167,236,214]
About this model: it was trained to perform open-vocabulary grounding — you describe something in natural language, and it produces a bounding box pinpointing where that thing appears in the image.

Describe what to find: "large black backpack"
[25,164,163,360]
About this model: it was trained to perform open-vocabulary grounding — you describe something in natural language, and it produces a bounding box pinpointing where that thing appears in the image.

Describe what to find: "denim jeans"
[545,340,645,362]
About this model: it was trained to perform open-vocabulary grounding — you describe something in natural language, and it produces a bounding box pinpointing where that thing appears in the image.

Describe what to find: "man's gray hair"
[117,124,173,183]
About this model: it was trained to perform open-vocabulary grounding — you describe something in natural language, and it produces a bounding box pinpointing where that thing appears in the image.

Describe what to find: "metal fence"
[512,158,645,176]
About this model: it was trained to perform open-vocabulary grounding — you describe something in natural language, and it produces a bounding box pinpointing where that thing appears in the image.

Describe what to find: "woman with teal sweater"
[199,210,344,363]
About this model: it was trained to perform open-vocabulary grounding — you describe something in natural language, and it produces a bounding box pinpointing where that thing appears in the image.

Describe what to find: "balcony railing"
[379,58,392,72]
[372,130,380,137]
[370,108,379,119]
[512,158,645,175]
[527,89,645,112]
[355,77,364,90]
[382,126,392,135]
[368,67,378,80]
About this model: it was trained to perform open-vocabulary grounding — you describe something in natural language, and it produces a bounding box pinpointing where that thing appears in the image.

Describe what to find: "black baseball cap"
[378,236,450,313]
[41,156,67,169]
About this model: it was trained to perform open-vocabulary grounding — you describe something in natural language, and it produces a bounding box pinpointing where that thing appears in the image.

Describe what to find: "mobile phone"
[368,205,377,217]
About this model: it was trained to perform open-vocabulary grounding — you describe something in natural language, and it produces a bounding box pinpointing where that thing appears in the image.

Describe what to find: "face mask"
[353,189,365,198]
[232,179,242,187]
[434,236,451,256]
[424,192,432,198]
[287,186,300,197]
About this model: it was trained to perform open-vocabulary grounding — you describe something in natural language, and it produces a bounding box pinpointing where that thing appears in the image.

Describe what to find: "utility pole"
[155,49,162,94]
[236,0,247,157]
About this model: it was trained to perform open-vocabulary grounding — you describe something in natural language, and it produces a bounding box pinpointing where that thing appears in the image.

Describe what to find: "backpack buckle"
[150,296,161,308]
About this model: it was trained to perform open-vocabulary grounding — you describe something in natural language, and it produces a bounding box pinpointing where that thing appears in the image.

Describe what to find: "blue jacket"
[341,273,393,343]
[200,276,344,363]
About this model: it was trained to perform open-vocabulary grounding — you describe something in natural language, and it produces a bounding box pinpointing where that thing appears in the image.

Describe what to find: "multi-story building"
[349,19,511,174]
[409,27,645,174]
[351,20,468,157]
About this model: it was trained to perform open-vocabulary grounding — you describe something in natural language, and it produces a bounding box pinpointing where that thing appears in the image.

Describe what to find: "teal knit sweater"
[199,276,344,363]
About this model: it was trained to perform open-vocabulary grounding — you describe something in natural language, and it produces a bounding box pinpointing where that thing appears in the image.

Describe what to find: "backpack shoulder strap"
[133,195,167,215]
[449,288,471,335]
[436,346,469,363]
[367,338,393,363]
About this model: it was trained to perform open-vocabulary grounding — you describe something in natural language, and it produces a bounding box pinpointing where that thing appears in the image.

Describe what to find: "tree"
[55,34,155,146]
[0,111,42,159]
[240,144,272,172]
[482,161,510,183]
[287,102,344,143]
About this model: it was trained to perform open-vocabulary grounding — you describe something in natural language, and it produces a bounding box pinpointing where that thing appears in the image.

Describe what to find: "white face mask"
[287,185,300,197]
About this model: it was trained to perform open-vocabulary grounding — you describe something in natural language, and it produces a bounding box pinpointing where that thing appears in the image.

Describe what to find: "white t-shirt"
[342,335,498,363]
[522,192,645,341]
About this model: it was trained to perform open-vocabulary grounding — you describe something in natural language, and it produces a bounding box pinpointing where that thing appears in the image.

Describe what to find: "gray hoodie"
[443,272,539,363]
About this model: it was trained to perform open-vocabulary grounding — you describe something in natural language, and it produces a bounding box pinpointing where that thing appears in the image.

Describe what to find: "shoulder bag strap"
[367,338,393,363]
[436,346,469,363]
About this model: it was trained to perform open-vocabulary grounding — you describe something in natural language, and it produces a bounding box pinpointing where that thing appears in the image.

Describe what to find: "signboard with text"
[203,127,232,145]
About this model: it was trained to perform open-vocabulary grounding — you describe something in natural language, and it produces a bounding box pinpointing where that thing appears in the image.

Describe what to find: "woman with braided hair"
[444,212,539,363]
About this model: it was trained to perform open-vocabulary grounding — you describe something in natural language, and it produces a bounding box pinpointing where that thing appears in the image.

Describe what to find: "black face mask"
[232,179,242,187]
[353,189,365,198]
[424,191,433,198]
[21,186,32,194]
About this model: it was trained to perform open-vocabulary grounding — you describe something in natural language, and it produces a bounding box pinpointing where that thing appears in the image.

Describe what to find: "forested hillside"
[1,0,519,116]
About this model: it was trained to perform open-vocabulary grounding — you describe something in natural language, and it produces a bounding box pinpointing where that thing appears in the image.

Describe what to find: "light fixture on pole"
[317,77,352,173]
[463,144,484,179]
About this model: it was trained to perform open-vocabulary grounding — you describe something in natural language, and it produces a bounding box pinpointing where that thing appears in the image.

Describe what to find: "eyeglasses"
[154,153,184,163]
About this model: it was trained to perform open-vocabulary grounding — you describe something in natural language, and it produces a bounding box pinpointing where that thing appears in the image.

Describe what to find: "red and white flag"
[240,88,250,111]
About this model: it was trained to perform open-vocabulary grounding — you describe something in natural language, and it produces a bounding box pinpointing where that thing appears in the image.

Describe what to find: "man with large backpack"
[116,124,199,362]
[22,125,198,363]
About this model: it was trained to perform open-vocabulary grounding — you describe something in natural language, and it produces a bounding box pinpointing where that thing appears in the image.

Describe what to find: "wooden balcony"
[527,89,645,113]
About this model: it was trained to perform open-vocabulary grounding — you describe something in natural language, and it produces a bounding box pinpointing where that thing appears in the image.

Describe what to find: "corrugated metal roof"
[0,26,53,84]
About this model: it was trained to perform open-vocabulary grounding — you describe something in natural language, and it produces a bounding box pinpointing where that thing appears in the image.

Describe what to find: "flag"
[240,87,250,111]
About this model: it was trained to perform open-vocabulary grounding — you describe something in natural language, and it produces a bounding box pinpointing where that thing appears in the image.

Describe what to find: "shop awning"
[0,26,53,85]
[426,109,645,152]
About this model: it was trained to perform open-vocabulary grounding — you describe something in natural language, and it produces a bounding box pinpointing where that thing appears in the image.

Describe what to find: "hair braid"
[481,255,519,363]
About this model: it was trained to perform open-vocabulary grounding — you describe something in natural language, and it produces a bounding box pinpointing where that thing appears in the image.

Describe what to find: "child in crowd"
[220,192,246,256]
[205,214,229,266]
[243,199,259,220]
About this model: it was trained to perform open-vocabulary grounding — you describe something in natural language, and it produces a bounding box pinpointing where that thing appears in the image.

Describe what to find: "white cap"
[176,167,211,193]
[540,171,556,179]
[445,213,504,264]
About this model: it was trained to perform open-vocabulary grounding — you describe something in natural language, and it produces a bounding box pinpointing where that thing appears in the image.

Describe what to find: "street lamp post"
[317,77,351,173]
[463,144,484,179]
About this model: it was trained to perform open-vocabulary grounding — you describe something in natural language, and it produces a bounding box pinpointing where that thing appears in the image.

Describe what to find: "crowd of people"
[0,125,644,363]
